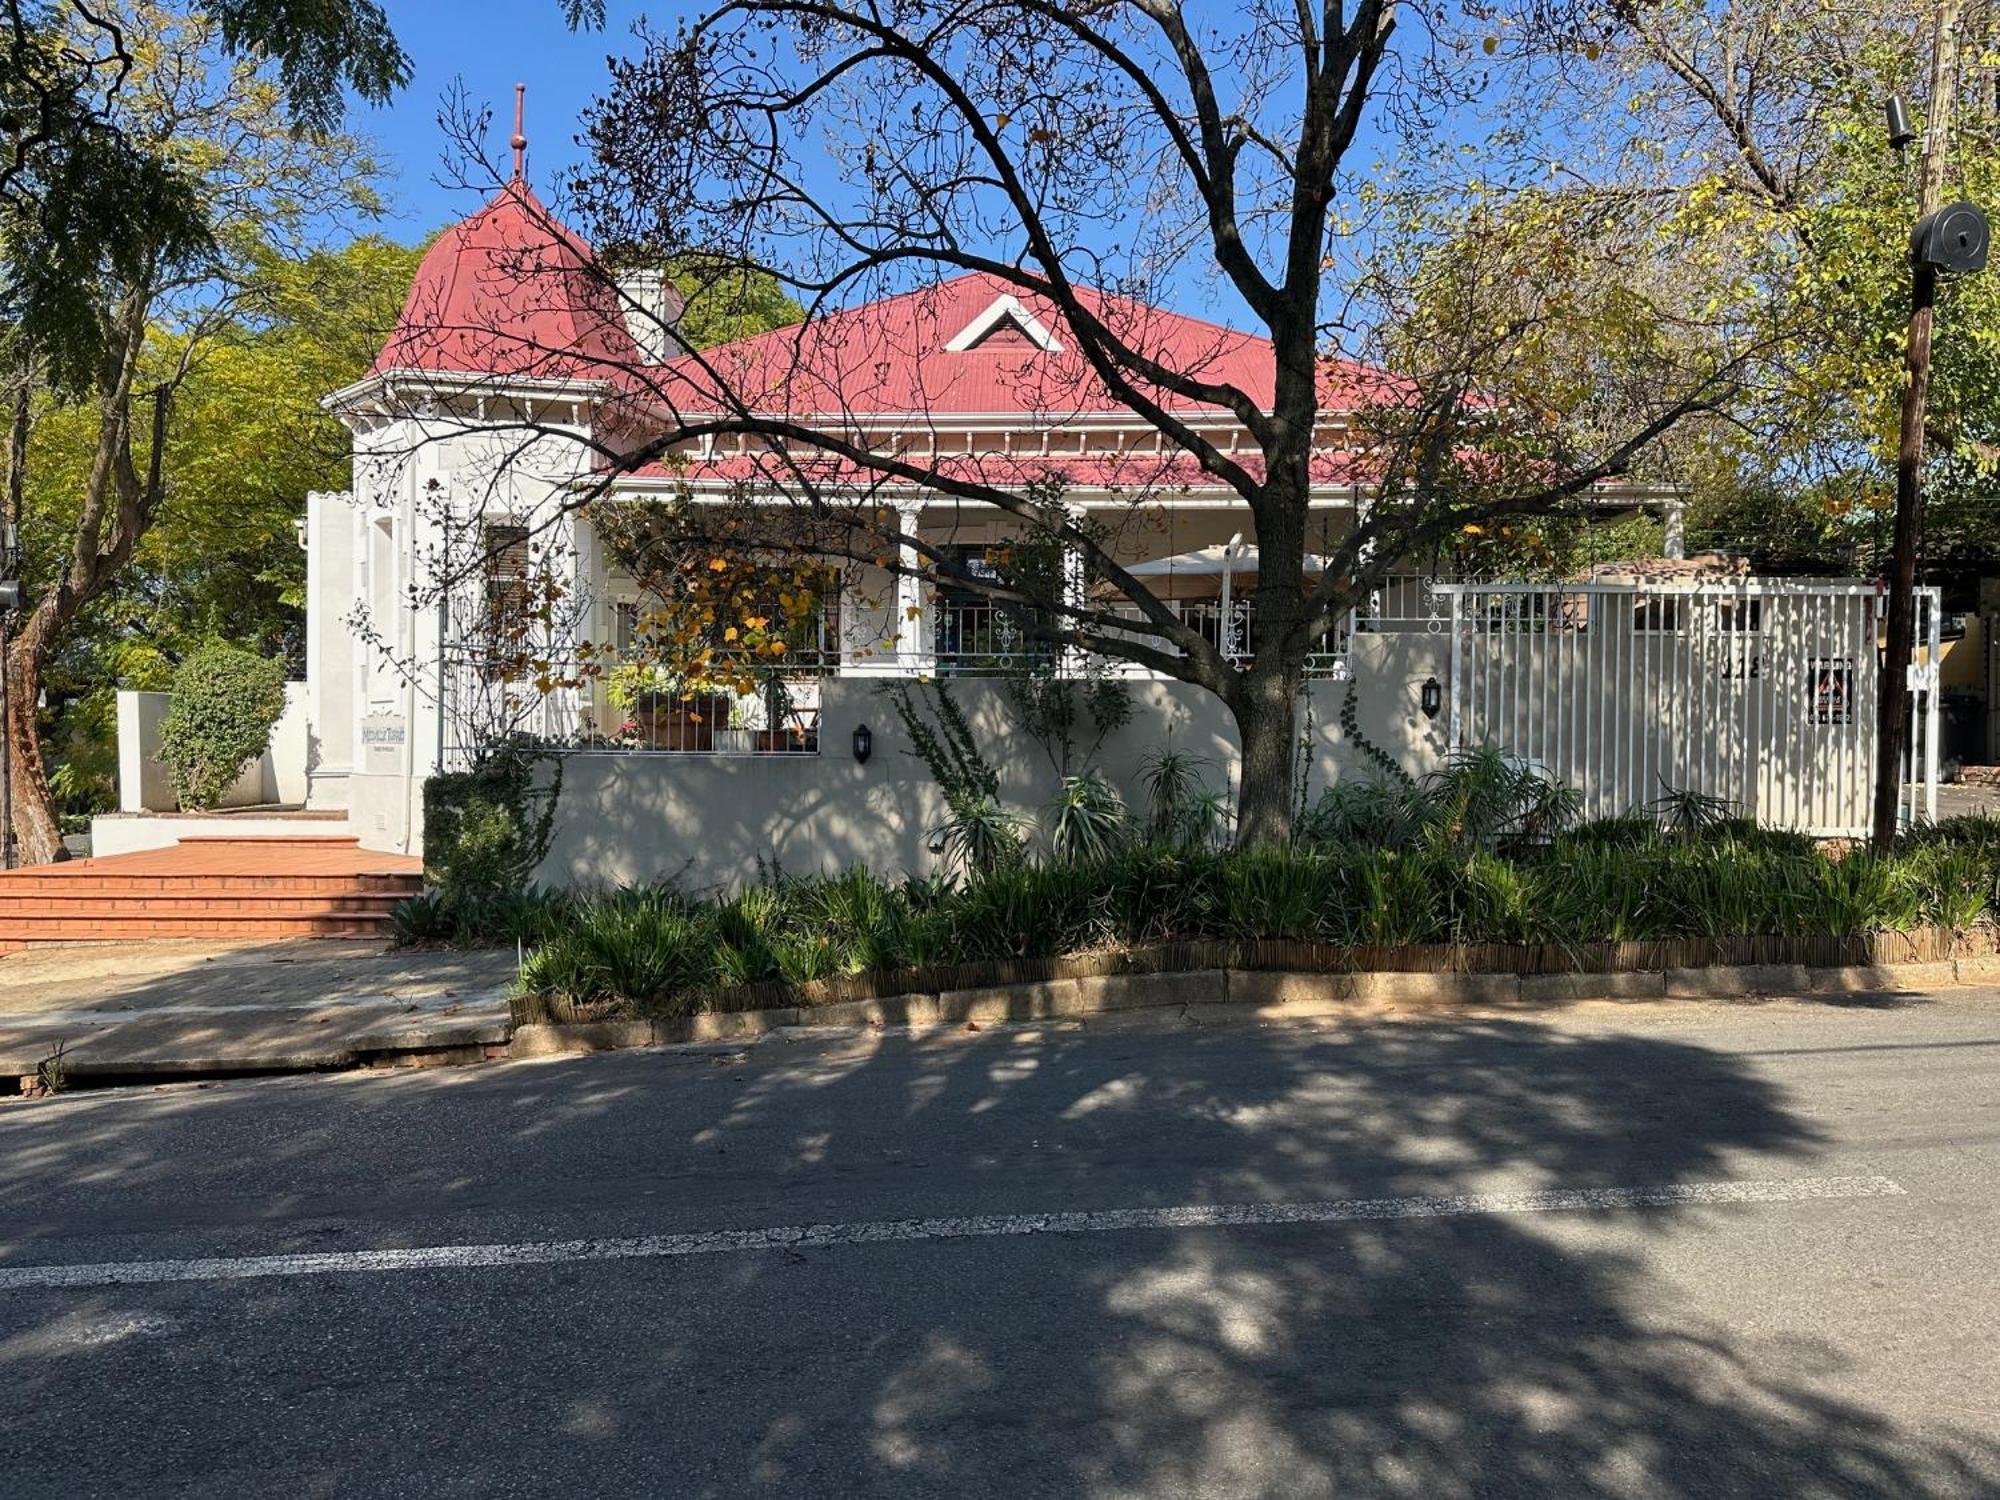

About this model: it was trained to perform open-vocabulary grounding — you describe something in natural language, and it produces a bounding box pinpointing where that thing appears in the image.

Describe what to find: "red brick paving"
[0,837,424,949]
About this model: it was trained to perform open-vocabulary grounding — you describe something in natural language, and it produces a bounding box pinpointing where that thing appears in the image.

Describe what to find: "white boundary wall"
[537,636,1450,891]
[115,682,313,814]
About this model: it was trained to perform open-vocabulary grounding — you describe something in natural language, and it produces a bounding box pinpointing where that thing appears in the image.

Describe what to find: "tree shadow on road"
[635,1018,1990,1497]
[0,1013,1992,1497]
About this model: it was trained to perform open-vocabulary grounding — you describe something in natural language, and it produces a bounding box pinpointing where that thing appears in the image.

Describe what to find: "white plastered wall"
[536,636,1450,892]
[342,402,600,856]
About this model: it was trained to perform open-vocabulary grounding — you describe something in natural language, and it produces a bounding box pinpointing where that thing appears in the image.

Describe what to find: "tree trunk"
[4,632,63,864]
[0,293,158,866]
[1232,666,1300,849]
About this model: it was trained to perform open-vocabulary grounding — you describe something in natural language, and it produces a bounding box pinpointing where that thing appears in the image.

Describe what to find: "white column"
[1663,498,1687,560]
[303,489,355,807]
[1060,504,1088,676]
[894,500,932,674]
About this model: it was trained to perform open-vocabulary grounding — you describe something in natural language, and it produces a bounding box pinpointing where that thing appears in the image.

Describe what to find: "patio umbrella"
[1121,540,1341,600]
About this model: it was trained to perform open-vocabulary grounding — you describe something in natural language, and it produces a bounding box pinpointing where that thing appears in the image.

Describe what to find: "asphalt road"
[2,992,1998,1498]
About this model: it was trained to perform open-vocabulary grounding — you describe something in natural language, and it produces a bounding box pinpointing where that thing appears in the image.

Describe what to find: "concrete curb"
[3,1014,514,1086]
[508,954,1996,1061]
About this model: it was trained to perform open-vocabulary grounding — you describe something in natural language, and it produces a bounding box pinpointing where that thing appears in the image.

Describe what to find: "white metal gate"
[1435,581,1941,836]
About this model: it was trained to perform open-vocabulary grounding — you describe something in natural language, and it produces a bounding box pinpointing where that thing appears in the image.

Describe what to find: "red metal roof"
[620,444,1383,496]
[371,190,1405,429]
[372,181,647,383]
[651,271,1405,420]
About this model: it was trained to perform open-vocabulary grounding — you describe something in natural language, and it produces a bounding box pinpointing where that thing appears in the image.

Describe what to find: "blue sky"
[356,1,659,240]
[352,1,1423,332]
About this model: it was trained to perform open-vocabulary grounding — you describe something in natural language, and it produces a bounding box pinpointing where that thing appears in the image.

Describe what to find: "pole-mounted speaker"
[1913,201,1990,274]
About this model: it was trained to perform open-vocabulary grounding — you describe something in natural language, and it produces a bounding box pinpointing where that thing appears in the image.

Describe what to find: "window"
[613,600,642,656]
[481,523,532,642]
[1631,597,1682,633]
[1718,595,1761,679]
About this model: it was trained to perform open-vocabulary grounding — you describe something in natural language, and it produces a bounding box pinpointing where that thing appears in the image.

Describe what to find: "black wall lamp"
[852,722,874,764]
[1420,676,1443,721]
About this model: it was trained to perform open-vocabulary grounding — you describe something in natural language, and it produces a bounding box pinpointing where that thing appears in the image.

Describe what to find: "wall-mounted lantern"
[852,722,874,764]
[1420,676,1443,720]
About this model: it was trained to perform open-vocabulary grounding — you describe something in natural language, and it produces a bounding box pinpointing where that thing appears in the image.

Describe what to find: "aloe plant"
[1045,771,1129,863]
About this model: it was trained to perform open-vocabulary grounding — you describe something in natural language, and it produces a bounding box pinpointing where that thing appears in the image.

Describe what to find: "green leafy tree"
[1,0,602,388]
[1501,1,2000,576]
[1,4,386,861]
[22,234,422,820]
[670,261,805,351]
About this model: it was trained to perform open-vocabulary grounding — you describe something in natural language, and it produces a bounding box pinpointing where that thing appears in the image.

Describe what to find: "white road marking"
[0,1175,1905,1292]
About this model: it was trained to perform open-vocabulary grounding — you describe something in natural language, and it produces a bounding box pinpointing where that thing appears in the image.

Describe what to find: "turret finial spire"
[510,84,527,182]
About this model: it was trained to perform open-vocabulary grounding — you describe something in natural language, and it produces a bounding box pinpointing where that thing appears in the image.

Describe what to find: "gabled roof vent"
[943,293,1063,353]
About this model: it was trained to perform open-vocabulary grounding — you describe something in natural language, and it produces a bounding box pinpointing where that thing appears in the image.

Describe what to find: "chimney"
[617,269,684,363]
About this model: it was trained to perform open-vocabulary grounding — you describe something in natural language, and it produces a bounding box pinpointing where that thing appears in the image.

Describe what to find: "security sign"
[1811,658,1854,725]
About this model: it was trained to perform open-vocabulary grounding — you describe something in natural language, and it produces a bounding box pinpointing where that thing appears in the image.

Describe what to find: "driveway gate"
[1434,581,1941,836]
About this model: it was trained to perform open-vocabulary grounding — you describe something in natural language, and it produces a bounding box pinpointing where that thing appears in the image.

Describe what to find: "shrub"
[1045,771,1128,863]
[423,748,562,902]
[508,821,2000,1018]
[1220,846,1331,941]
[1297,775,1421,849]
[156,643,288,810]
[1105,844,1224,943]
[392,889,460,947]
[516,885,715,1017]
[1298,745,1577,855]
[933,795,1028,877]
[1138,748,1228,849]
[391,885,569,948]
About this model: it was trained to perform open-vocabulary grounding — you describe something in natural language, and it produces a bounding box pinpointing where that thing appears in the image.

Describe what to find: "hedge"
[156,643,288,810]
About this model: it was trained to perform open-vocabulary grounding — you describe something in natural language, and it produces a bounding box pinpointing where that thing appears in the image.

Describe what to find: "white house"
[114,153,1929,882]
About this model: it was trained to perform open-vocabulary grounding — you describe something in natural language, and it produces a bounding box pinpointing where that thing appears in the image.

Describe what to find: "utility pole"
[1872,0,1967,849]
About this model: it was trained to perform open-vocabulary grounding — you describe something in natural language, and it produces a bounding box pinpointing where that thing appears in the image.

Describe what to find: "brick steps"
[0,875,418,896]
[0,900,410,924]
[0,915,393,941]
[0,836,424,946]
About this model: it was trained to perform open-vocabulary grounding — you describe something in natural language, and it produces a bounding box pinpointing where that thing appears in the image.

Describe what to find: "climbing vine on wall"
[1337,680,1416,789]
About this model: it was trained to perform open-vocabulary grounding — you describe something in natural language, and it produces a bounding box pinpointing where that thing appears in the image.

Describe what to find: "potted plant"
[751,673,802,752]
[648,681,723,752]
[607,662,722,751]
[715,691,758,755]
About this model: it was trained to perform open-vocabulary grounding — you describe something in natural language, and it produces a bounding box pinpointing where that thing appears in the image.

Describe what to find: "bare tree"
[394,0,1751,846]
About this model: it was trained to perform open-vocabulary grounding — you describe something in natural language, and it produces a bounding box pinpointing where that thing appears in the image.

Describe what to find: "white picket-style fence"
[1436,581,1941,837]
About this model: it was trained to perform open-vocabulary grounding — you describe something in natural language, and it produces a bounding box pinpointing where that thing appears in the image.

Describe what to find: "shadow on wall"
[0,1017,1988,1494]
[538,664,1451,890]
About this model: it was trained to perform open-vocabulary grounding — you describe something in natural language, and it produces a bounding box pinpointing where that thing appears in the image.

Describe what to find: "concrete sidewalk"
[0,940,515,1086]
